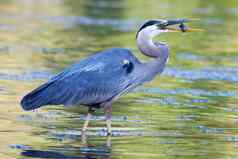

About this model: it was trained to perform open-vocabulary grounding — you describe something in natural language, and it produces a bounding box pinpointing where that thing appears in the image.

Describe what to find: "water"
[1,0,238,158]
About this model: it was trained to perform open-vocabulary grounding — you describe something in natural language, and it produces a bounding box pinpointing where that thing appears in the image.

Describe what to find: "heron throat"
[136,27,170,74]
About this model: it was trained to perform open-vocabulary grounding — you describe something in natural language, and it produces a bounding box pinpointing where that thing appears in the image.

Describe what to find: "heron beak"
[166,27,204,32]
[163,18,204,33]
[166,27,181,32]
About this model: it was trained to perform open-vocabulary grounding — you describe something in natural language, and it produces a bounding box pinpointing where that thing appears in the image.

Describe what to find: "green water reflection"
[0,0,238,159]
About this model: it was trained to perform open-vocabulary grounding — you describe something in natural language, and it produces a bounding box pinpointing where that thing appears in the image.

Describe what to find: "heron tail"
[20,82,54,111]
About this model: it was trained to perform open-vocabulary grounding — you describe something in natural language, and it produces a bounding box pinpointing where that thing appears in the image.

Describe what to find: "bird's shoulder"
[50,48,139,82]
[75,48,138,66]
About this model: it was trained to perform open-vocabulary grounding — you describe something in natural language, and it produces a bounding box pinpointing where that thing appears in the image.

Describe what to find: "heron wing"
[21,48,139,110]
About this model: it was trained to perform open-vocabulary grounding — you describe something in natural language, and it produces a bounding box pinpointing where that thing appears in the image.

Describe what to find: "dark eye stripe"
[136,20,161,38]
[139,20,158,31]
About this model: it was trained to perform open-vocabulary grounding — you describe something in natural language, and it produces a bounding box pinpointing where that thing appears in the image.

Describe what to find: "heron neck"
[136,31,169,74]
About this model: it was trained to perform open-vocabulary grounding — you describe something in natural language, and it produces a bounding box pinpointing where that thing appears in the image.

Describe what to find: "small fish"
[179,23,189,32]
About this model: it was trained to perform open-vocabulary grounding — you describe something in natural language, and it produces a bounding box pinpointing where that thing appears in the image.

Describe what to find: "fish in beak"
[158,18,204,32]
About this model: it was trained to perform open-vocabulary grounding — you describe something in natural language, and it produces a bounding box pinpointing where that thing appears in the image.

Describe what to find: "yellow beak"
[167,26,205,32]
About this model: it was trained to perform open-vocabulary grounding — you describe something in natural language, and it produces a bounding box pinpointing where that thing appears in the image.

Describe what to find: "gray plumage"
[21,48,152,110]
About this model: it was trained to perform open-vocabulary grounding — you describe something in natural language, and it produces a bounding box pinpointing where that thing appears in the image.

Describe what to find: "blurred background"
[0,0,238,158]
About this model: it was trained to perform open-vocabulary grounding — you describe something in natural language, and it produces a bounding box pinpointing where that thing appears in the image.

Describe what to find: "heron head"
[136,18,202,38]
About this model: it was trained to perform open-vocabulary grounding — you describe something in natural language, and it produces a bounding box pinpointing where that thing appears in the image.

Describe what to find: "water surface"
[1,0,238,159]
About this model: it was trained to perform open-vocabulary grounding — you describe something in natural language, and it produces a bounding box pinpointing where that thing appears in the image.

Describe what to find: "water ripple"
[177,52,238,62]
[40,15,140,31]
[164,67,238,83]
[224,136,238,142]
[0,23,16,31]
[50,130,184,138]
[0,70,51,81]
[136,96,209,109]
[9,144,31,150]
[143,87,238,97]
[74,115,130,122]
[196,125,225,134]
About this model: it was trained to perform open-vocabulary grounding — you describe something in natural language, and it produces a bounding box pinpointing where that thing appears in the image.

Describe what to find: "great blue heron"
[21,19,199,134]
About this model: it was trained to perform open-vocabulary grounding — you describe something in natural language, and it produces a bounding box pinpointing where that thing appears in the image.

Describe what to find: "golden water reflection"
[0,0,238,159]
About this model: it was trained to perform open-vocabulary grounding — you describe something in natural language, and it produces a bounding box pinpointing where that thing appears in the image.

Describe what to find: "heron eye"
[122,60,134,73]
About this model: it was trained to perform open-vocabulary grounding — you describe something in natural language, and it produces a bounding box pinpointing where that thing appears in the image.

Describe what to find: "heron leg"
[106,135,111,147]
[81,130,87,145]
[82,108,94,132]
[103,103,112,135]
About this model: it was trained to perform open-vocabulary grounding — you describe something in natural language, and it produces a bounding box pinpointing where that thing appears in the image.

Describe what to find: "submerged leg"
[82,108,94,132]
[103,103,112,135]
